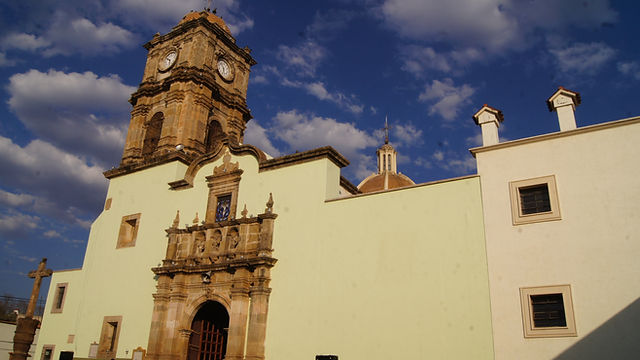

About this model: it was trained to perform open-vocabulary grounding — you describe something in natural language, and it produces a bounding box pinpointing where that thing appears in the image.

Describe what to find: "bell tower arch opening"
[205,120,225,153]
[187,301,229,360]
[142,112,164,157]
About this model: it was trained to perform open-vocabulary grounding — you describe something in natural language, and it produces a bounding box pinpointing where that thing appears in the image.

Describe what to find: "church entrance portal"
[187,301,229,360]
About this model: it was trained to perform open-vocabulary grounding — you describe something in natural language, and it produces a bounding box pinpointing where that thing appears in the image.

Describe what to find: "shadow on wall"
[554,297,640,360]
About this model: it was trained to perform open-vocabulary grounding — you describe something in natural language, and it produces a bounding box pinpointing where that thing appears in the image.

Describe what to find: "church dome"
[357,172,415,193]
[179,10,232,34]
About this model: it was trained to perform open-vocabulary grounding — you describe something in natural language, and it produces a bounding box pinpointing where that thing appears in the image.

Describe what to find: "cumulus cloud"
[244,120,281,157]
[0,136,108,224]
[2,14,137,57]
[418,78,475,121]
[282,79,364,114]
[427,150,476,175]
[550,42,616,75]
[380,0,617,54]
[277,41,328,77]
[618,61,640,80]
[0,212,40,234]
[7,69,135,167]
[401,46,484,76]
[270,110,377,179]
[112,0,254,34]
[393,123,423,145]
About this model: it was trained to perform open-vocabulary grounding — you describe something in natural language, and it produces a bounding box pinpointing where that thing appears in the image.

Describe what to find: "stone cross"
[10,258,52,360]
[26,258,52,317]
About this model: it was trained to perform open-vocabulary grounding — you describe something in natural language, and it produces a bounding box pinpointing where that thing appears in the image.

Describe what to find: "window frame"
[116,213,141,248]
[97,316,123,358]
[51,282,68,314]
[509,175,561,225]
[40,345,55,360]
[520,285,577,338]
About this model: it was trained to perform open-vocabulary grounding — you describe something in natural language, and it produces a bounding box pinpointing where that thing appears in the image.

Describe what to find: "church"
[32,10,640,360]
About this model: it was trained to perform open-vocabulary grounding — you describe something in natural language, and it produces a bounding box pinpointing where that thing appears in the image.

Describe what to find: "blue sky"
[0,0,638,298]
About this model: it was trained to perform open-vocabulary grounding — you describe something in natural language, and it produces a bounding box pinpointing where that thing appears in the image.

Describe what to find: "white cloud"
[380,0,617,53]
[618,61,640,80]
[0,212,40,233]
[428,149,476,175]
[2,14,137,57]
[550,42,616,75]
[282,79,364,114]
[2,33,50,51]
[401,46,486,76]
[7,69,135,167]
[44,230,63,239]
[0,136,108,222]
[277,41,328,77]
[381,0,519,52]
[272,110,377,161]
[113,0,254,35]
[244,120,281,157]
[0,52,15,67]
[418,78,475,121]
[393,123,423,145]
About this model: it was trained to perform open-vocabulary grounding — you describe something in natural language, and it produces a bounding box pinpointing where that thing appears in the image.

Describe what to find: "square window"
[51,283,68,313]
[215,195,231,222]
[509,175,561,225]
[116,213,141,248]
[520,285,577,338]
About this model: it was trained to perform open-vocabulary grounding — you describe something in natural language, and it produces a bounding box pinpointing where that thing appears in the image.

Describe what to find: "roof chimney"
[546,87,581,131]
[473,104,504,146]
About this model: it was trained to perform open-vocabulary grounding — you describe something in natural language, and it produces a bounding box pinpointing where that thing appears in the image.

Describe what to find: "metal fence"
[0,295,46,321]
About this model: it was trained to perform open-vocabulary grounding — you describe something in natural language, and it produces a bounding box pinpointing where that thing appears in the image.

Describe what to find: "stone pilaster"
[225,269,251,360]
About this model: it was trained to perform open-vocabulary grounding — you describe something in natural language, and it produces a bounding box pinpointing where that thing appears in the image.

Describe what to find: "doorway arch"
[187,301,229,360]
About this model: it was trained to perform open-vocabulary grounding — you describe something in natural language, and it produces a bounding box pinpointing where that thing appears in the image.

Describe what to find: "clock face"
[217,59,233,81]
[158,50,177,71]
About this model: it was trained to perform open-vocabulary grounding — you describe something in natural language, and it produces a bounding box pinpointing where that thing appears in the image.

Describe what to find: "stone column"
[244,285,272,360]
[225,269,250,360]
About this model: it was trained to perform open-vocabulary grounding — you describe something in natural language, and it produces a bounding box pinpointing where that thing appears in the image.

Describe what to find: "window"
[215,195,231,222]
[41,345,55,360]
[509,175,561,225]
[142,112,164,157]
[97,316,122,359]
[51,283,68,313]
[520,285,577,338]
[116,213,141,248]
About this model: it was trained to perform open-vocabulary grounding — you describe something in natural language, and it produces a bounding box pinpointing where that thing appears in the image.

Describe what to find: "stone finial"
[472,104,504,146]
[241,204,248,218]
[546,87,581,131]
[265,193,274,213]
[192,212,199,224]
[172,211,180,228]
[213,149,239,176]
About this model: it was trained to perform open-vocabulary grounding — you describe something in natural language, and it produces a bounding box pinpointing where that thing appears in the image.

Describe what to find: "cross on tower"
[383,115,391,144]
[26,258,52,317]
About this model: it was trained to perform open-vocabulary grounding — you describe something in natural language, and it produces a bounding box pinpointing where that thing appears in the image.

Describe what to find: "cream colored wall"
[475,119,640,359]
[265,176,494,360]
[37,149,494,360]
[34,269,82,360]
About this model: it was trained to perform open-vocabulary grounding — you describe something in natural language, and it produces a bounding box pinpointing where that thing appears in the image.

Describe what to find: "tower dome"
[357,118,415,193]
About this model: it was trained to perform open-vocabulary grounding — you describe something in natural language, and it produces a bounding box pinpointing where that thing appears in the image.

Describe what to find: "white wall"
[474,118,640,359]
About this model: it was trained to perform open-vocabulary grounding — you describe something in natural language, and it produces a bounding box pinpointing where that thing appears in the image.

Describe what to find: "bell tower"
[119,10,256,168]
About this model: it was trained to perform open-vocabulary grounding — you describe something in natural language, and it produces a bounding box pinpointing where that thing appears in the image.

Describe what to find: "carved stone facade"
[146,151,277,360]
[120,11,256,168]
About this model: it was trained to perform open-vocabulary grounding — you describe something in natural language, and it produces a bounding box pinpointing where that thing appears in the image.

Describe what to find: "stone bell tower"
[119,10,256,168]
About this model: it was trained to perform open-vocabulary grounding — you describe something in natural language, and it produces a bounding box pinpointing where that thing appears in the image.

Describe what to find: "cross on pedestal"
[10,258,53,360]
[26,258,53,317]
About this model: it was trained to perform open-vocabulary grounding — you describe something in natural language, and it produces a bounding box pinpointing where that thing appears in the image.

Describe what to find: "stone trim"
[104,152,192,179]
[259,146,349,171]
[509,175,561,225]
[40,345,55,360]
[50,282,68,314]
[470,116,640,156]
[340,176,360,195]
[97,316,123,359]
[326,174,480,202]
[520,285,577,338]
[116,213,141,249]
[144,17,256,66]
